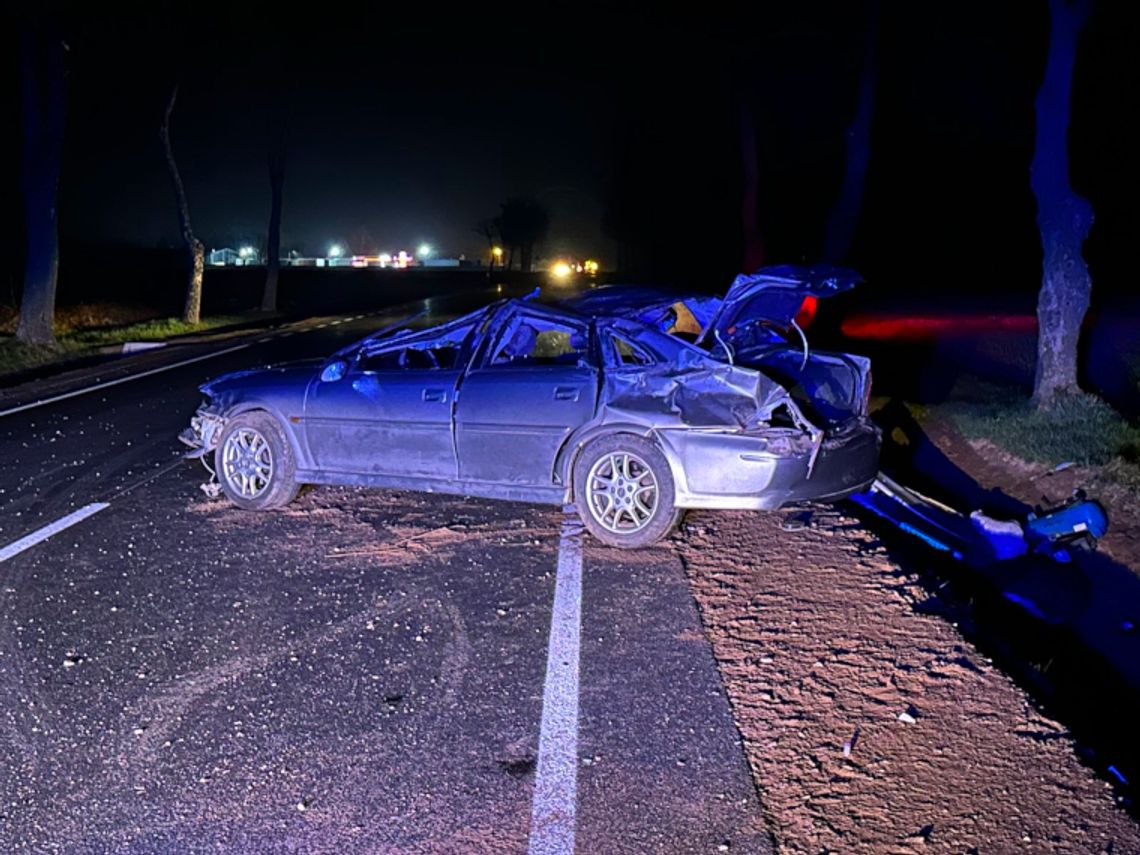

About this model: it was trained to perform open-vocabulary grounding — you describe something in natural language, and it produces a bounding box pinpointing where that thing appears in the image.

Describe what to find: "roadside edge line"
[528,510,584,855]
[0,344,251,420]
[0,503,110,564]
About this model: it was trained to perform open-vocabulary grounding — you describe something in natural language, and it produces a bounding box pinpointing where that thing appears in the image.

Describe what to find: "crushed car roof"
[565,264,862,340]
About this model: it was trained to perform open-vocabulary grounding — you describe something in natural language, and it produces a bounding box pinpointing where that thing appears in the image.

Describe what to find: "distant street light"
[418,243,432,259]
[328,244,343,258]
[550,261,573,280]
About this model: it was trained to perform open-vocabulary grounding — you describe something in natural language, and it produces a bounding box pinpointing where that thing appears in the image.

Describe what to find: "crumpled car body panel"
[566,265,872,426]
[183,287,880,511]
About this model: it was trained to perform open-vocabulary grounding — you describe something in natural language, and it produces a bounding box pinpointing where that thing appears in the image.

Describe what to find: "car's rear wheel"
[573,434,681,548]
[215,411,300,511]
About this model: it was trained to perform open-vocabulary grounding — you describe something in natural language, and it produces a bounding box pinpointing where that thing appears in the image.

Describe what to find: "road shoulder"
[679,505,1139,853]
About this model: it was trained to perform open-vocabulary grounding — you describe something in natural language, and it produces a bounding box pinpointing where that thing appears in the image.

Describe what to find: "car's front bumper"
[179,403,226,459]
[663,420,881,511]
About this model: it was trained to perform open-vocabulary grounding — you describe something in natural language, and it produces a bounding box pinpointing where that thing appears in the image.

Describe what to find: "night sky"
[11,1,1138,294]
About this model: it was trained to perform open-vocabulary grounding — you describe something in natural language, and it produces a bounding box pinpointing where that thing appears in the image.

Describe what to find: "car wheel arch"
[556,424,686,502]
[220,402,304,462]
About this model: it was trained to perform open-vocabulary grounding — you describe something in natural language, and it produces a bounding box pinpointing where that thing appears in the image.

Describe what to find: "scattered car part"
[849,473,1109,567]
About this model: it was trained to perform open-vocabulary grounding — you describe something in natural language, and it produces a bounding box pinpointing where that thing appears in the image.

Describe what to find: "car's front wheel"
[573,434,681,548]
[215,411,300,511]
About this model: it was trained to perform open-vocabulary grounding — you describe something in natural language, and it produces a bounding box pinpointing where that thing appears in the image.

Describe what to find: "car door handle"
[422,388,448,403]
[553,386,580,402]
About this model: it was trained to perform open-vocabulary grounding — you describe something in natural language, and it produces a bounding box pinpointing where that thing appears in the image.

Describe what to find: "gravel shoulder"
[677,505,1139,854]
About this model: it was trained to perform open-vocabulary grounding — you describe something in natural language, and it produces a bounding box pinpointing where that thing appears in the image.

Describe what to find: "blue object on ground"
[849,475,1108,570]
[1025,498,1108,545]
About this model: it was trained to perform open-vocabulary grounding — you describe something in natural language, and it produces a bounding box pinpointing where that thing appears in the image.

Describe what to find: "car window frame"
[353,316,482,375]
[477,308,596,371]
[602,330,659,369]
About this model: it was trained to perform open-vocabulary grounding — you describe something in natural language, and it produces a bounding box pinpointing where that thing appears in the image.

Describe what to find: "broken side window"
[488,315,590,368]
[358,318,478,371]
[609,333,655,367]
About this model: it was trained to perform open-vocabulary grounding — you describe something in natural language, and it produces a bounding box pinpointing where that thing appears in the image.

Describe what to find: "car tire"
[573,434,682,548]
[214,411,300,511]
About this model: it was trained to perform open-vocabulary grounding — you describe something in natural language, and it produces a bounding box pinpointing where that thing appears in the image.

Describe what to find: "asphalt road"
[0,287,772,853]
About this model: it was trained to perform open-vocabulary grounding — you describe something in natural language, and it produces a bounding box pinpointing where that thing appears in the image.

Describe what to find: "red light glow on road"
[841,313,1037,341]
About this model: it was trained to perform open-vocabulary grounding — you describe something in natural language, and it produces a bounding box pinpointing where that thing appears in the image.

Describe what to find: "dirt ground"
[678,503,1140,853]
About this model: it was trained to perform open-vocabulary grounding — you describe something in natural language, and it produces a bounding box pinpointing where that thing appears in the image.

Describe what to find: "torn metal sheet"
[702,264,862,342]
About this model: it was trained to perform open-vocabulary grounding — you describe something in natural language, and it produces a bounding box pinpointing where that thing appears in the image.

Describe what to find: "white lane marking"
[528,511,584,855]
[0,344,251,420]
[0,503,110,564]
[121,341,167,354]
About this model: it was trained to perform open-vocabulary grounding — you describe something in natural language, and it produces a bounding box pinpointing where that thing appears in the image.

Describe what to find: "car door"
[455,309,597,486]
[303,340,462,479]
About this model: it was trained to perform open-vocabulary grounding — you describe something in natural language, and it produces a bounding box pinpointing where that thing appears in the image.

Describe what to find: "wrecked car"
[182,265,880,547]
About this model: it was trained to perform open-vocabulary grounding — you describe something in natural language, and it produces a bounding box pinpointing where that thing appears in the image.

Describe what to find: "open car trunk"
[699,264,870,427]
[569,265,872,429]
[734,344,871,428]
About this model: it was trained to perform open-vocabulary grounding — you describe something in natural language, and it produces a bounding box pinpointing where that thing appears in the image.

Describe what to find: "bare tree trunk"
[1031,0,1093,410]
[474,220,496,278]
[739,100,764,272]
[262,138,285,312]
[507,247,515,272]
[185,242,204,322]
[16,28,67,346]
[823,4,877,264]
[160,84,204,325]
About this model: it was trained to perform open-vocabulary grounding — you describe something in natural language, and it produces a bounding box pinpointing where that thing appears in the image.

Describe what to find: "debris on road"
[780,509,813,532]
[842,727,859,757]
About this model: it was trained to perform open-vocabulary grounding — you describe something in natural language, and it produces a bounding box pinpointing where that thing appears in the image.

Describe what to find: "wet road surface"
[0,288,771,853]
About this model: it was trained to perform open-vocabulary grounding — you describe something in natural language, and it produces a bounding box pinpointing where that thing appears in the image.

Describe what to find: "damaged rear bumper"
[665,420,881,510]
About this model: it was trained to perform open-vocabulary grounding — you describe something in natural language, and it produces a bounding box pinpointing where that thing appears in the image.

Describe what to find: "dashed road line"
[528,511,584,855]
[0,503,110,564]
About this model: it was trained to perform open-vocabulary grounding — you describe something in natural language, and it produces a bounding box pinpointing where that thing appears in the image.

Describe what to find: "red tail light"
[795,295,818,328]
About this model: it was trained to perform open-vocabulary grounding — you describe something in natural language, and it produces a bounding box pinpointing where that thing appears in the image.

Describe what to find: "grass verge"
[0,314,248,378]
[933,391,1140,490]
[944,394,1140,466]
